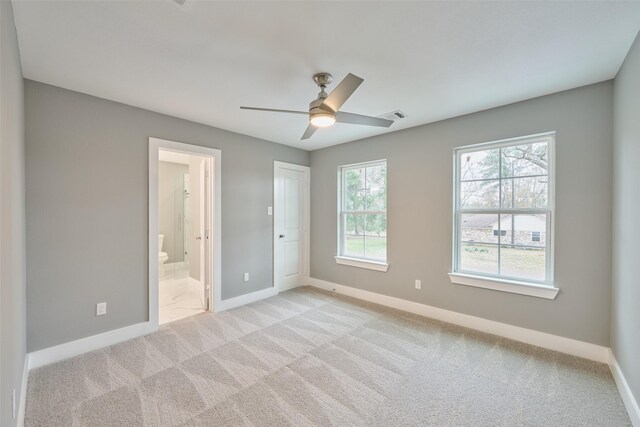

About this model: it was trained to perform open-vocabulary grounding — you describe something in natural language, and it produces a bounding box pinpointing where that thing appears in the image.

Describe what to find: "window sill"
[335,256,389,272]
[448,273,559,300]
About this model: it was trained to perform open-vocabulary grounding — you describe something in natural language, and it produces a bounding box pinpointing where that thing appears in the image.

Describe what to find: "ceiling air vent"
[378,110,406,122]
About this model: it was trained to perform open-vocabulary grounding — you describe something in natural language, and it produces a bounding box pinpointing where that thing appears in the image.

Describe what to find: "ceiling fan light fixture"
[240,72,393,140]
[310,112,336,127]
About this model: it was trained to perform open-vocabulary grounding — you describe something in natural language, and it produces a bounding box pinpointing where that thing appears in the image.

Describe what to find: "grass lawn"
[345,235,386,260]
[460,244,545,280]
[343,238,544,280]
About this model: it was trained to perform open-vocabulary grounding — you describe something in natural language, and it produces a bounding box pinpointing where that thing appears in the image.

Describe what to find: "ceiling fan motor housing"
[309,97,336,127]
[309,98,333,113]
[308,98,336,127]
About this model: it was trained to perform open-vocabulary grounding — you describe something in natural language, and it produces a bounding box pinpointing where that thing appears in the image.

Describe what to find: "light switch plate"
[243,272,249,282]
[267,207,272,215]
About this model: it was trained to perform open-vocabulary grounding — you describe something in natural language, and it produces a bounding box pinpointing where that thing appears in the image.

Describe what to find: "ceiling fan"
[240,73,394,140]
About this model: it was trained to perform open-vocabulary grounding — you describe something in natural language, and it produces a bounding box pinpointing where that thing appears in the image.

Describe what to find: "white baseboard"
[28,322,152,370]
[17,355,28,427]
[26,286,279,370]
[307,277,610,363]
[609,350,640,427]
[215,286,278,312]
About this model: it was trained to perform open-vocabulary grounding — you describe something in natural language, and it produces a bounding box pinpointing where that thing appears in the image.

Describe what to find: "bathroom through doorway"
[149,138,221,328]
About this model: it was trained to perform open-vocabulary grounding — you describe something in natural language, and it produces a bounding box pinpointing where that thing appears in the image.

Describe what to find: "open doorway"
[157,150,208,323]
[149,138,221,329]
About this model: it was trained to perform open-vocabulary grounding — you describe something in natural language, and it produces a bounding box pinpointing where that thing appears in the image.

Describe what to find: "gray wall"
[0,1,27,425]
[158,160,188,263]
[612,32,640,406]
[25,80,309,352]
[310,81,613,346]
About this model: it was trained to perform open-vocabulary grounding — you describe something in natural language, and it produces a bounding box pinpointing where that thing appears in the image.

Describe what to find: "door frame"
[198,159,207,308]
[149,137,222,330]
[273,161,310,292]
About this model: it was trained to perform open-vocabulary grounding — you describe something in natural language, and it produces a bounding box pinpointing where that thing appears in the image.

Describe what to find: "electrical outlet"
[243,272,249,282]
[415,280,422,290]
[12,388,16,419]
[96,302,107,316]
[267,206,272,215]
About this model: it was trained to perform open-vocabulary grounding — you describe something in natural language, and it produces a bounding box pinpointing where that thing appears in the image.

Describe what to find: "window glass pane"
[366,188,386,210]
[499,246,546,281]
[345,213,365,235]
[459,149,499,181]
[345,235,365,258]
[498,214,546,247]
[364,214,387,260]
[460,180,499,209]
[497,214,546,280]
[362,164,386,210]
[513,176,548,208]
[345,190,366,211]
[459,243,498,274]
[345,168,365,193]
[460,214,499,244]
[501,178,512,209]
[501,142,548,178]
[498,214,511,244]
[365,164,386,191]
[364,236,386,260]
[344,212,366,257]
[365,214,387,237]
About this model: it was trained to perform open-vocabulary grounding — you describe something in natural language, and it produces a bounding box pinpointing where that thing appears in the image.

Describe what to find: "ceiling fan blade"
[240,106,308,115]
[301,124,317,140]
[321,73,364,112]
[336,111,394,128]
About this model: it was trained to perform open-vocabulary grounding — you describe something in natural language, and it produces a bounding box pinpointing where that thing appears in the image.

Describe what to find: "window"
[451,133,555,295]
[336,160,388,271]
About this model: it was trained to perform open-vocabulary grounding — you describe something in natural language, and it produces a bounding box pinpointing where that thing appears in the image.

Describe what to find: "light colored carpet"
[25,287,630,426]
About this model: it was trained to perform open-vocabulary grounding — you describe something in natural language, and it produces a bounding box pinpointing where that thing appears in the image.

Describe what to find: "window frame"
[450,132,558,298]
[335,159,389,272]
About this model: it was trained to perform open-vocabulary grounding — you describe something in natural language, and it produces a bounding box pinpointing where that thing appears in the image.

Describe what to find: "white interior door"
[274,162,309,291]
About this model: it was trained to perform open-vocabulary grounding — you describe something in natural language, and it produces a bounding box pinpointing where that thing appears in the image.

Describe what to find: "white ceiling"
[12,1,640,151]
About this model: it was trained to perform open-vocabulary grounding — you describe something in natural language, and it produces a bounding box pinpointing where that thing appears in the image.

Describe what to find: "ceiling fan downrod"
[313,72,332,99]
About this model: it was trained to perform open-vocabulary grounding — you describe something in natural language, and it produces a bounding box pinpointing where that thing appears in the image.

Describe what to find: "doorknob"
[279,234,285,239]
[196,236,202,240]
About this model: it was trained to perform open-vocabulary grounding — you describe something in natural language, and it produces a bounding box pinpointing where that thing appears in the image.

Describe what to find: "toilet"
[159,234,169,278]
